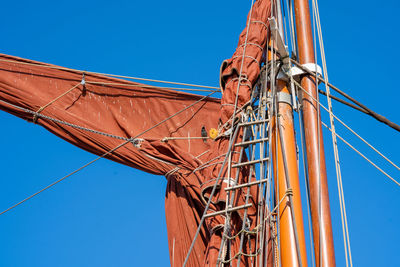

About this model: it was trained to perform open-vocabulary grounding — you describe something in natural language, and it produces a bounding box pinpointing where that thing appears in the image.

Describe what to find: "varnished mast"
[268,9,308,265]
[293,0,336,266]
[271,81,308,266]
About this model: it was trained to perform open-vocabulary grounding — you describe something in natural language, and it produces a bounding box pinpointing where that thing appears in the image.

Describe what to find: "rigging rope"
[0,138,133,216]
[293,79,400,173]
[0,58,221,91]
[321,121,400,187]
[290,59,400,133]
[310,4,324,264]
[0,91,217,216]
[312,0,352,264]
[85,81,218,93]
[318,89,368,114]
[0,99,132,141]
[183,126,241,267]
[33,82,82,123]
[293,79,400,187]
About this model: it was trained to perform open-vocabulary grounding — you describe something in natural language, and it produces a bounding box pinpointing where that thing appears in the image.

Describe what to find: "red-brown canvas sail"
[0,0,272,265]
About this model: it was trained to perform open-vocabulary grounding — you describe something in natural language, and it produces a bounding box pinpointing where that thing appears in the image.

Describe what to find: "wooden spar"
[293,0,336,266]
[271,80,308,267]
[269,6,308,264]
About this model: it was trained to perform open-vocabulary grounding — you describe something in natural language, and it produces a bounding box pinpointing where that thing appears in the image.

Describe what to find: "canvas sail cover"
[0,0,271,265]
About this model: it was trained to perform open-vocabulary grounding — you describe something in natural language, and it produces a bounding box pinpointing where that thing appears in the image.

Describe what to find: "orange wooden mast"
[293,0,336,265]
[268,13,308,265]
[270,79,308,267]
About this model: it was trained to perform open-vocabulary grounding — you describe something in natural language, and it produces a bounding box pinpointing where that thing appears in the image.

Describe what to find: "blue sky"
[0,0,399,266]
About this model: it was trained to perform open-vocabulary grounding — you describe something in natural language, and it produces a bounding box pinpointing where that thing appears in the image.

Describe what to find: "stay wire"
[290,59,400,133]
[0,91,217,216]
[294,79,400,172]
[0,99,131,142]
[312,0,352,265]
[294,79,400,187]
[0,139,132,216]
[0,58,220,90]
[310,2,323,264]
[321,121,400,187]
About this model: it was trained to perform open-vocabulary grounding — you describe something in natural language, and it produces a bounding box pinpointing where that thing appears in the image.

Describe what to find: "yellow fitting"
[209,128,219,140]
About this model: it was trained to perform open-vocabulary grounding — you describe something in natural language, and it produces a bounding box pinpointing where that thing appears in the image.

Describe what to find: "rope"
[290,58,400,133]
[0,99,132,141]
[194,150,210,159]
[276,109,303,266]
[321,121,400,187]
[0,91,217,216]
[229,77,271,266]
[193,153,231,173]
[219,249,261,264]
[182,126,241,267]
[310,4,324,264]
[270,8,282,265]
[85,81,219,93]
[261,188,294,226]
[0,138,133,216]
[229,0,256,133]
[263,47,274,267]
[33,82,81,123]
[219,187,294,261]
[271,216,280,267]
[161,136,209,142]
[238,42,264,51]
[318,89,367,114]
[312,0,352,265]
[293,79,400,174]
[294,79,400,186]
[231,55,260,66]
[216,186,293,265]
[165,167,180,179]
[0,58,220,90]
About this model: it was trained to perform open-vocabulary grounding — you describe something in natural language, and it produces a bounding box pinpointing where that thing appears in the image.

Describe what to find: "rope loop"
[286,188,293,196]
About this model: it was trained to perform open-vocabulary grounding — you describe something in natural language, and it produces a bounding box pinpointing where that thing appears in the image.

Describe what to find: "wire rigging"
[293,79,400,187]
[290,59,400,133]
[0,91,217,216]
[0,58,221,91]
[311,0,352,264]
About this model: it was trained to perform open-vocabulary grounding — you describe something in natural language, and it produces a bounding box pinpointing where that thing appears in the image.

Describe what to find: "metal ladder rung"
[232,157,269,168]
[234,137,269,147]
[204,204,253,218]
[238,119,270,127]
[224,178,269,191]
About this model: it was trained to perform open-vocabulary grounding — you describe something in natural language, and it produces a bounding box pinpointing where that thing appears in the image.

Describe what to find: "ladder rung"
[204,204,253,218]
[225,178,269,191]
[235,137,269,147]
[238,119,270,127]
[232,157,269,168]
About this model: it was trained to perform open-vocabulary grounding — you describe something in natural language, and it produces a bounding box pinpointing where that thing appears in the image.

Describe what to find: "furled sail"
[0,0,272,265]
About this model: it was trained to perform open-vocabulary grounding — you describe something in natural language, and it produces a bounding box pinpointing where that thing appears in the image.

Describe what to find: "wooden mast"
[293,0,336,266]
[270,81,308,267]
[268,7,308,264]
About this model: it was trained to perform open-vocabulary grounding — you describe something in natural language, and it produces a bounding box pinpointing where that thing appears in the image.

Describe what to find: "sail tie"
[32,73,86,123]
[165,167,180,179]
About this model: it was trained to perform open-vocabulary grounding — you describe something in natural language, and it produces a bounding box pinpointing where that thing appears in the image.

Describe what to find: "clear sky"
[0,0,399,266]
